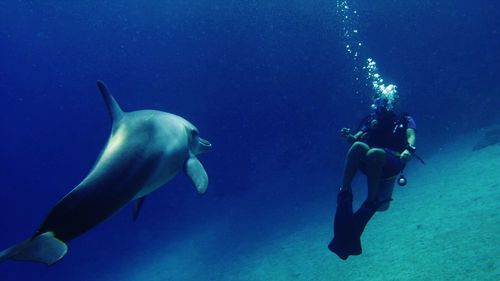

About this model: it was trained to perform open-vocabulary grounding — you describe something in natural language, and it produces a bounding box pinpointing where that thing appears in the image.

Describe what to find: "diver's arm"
[406,128,416,148]
[340,128,365,144]
[352,130,366,143]
[400,128,416,163]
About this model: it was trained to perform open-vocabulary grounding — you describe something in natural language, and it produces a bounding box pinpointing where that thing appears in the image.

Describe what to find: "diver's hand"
[400,149,412,163]
[340,128,351,139]
[340,128,357,144]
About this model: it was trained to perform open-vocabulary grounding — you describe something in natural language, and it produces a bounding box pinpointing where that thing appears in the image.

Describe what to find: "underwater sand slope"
[96,129,499,281]
[232,131,500,281]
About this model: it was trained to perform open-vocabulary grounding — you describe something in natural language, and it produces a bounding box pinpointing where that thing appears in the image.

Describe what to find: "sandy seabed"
[105,129,500,281]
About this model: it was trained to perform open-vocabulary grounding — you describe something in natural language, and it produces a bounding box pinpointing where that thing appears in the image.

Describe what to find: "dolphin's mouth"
[198,137,212,149]
[198,137,212,153]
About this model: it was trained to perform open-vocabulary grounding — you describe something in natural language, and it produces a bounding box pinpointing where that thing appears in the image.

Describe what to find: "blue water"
[0,1,498,280]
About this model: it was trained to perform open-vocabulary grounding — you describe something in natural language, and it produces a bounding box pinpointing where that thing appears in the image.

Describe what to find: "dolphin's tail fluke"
[0,232,68,266]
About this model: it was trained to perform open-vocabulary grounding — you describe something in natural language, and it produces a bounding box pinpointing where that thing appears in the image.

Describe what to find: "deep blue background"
[0,1,498,280]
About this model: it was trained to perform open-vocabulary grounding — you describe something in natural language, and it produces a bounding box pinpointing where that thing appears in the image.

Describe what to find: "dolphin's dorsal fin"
[96,80,124,122]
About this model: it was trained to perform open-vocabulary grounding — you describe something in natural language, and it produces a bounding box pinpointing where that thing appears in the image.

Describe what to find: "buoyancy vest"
[359,111,412,153]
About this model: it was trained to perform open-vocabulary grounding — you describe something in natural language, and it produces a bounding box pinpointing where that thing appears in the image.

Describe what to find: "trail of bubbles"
[337,0,398,110]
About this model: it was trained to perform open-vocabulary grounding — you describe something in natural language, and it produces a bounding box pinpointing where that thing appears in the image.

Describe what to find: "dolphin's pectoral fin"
[184,156,208,194]
[0,232,67,266]
[132,197,146,222]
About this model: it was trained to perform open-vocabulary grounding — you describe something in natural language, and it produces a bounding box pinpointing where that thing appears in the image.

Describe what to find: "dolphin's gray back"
[35,111,189,241]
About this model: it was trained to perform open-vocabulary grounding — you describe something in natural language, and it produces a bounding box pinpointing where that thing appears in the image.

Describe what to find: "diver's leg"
[330,142,369,259]
[348,148,389,255]
[376,177,396,212]
[341,141,370,192]
[364,148,387,202]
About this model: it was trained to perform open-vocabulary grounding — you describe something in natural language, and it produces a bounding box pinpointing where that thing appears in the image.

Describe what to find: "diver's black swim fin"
[350,198,393,249]
[352,201,378,238]
[328,190,361,260]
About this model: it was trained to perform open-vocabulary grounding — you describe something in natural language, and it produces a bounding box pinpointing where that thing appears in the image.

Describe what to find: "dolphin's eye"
[191,130,198,137]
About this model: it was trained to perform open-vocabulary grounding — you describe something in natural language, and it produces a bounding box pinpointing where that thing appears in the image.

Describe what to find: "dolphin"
[0,81,212,266]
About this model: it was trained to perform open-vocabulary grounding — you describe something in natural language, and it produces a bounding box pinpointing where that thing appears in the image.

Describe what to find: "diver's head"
[371,97,389,113]
[371,97,393,117]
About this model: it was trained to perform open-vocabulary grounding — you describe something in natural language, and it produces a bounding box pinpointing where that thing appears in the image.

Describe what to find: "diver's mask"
[375,105,388,116]
[371,97,389,115]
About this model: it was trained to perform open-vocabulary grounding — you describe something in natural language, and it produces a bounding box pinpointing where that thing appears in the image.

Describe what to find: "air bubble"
[338,0,398,110]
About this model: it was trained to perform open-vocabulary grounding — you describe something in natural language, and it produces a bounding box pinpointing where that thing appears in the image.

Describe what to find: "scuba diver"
[328,92,417,260]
